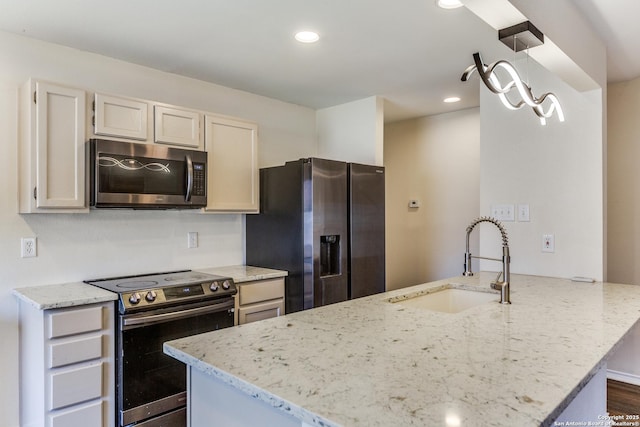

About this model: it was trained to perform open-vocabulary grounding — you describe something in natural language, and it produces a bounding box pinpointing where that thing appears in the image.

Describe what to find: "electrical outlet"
[542,234,555,253]
[187,232,198,249]
[21,237,37,258]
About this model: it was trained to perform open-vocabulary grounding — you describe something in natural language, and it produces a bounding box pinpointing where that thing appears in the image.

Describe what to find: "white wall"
[384,108,480,290]
[316,96,384,165]
[0,30,317,427]
[479,58,604,280]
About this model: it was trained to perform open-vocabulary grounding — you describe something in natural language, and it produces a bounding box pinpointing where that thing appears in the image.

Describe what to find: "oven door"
[117,298,234,427]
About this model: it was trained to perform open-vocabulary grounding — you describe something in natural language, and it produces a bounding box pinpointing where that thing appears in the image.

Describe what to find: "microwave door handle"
[185,154,194,202]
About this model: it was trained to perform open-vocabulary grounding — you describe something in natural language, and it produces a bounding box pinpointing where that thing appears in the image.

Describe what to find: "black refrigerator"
[246,158,385,314]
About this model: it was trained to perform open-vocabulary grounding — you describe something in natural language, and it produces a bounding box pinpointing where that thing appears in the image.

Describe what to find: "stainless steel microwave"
[90,139,207,209]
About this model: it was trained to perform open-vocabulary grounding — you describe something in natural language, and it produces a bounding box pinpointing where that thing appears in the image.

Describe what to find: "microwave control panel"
[193,163,206,196]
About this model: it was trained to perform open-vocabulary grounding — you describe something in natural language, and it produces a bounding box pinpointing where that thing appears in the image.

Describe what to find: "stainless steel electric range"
[86,270,237,427]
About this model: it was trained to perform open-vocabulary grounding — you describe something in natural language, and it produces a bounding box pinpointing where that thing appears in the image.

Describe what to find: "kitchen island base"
[188,368,305,427]
[185,362,607,427]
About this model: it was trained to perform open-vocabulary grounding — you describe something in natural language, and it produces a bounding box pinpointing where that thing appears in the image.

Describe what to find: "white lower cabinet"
[18,301,114,427]
[235,278,284,325]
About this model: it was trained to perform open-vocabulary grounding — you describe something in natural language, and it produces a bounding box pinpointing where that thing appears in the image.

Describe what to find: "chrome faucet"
[463,216,511,304]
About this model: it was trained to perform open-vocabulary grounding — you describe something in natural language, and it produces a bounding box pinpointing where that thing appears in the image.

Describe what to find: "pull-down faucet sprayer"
[463,217,511,304]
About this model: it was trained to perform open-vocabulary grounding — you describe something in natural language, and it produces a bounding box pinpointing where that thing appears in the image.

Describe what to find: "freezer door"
[307,158,349,308]
[348,163,385,298]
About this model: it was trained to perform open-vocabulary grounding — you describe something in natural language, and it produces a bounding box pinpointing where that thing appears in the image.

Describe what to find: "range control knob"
[209,282,219,292]
[129,293,141,305]
[222,280,232,290]
[145,290,157,302]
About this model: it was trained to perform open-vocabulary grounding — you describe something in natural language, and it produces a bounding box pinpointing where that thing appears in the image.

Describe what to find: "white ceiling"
[569,0,640,83]
[0,0,636,122]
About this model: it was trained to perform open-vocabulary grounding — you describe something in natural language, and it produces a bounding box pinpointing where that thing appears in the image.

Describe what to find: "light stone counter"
[13,282,117,310]
[165,273,640,426]
[196,265,287,283]
[12,265,284,310]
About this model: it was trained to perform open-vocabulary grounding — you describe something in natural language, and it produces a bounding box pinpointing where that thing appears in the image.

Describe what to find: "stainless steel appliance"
[246,158,385,313]
[90,139,207,209]
[85,270,236,427]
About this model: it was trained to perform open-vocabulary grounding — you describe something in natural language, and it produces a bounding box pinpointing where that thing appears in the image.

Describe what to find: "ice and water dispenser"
[320,235,341,277]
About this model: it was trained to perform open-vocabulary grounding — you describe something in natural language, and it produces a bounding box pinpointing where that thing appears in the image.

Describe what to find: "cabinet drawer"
[48,306,103,338]
[238,299,284,325]
[49,362,103,410]
[238,279,284,306]
[49,400,103,427]
[49,335,102,368]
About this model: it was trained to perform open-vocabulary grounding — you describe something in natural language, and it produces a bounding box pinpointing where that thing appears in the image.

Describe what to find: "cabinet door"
[238,299,284,325]
[154,105,203,149]
[204,115,259,213]
[94,93,148,140]
[34,81,86,209]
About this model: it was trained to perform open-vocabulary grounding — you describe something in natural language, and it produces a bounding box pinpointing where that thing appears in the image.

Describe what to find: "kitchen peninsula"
[164,273,640,426]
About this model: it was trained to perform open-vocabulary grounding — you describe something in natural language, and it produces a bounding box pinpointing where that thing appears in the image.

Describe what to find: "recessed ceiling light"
[295,31,320,43]
[437,0,464,9]
[444,97,461,103]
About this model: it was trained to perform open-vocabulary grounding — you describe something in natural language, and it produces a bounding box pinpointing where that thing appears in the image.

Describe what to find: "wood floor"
[608,379,640,415]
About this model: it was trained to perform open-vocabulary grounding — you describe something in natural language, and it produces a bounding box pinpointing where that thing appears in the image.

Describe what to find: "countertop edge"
[163,343,337,427]
[13,282,118,310]
[196,265,288,283]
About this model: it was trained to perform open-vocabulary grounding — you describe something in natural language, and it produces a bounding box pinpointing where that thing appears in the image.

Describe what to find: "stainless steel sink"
[389,287,498,313]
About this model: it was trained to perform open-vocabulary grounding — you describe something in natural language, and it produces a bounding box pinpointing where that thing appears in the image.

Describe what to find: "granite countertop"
[164,273,640,427]
[196,265,287,283]
[13,282,118,310]
[12,265,287,310]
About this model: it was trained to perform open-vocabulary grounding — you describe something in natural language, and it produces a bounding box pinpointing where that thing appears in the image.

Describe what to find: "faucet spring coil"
[465,216,509,246]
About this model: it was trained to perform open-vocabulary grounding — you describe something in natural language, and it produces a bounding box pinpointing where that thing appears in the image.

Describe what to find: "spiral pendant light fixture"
[461,21,564,125]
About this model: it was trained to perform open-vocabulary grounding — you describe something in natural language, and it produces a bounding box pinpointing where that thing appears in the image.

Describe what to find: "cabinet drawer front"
[238,299,284,325]
[48,306,103,338]
[50,362,103,410]
[239,279,284,306]
[49,335,102,368]
[50,400,103,427]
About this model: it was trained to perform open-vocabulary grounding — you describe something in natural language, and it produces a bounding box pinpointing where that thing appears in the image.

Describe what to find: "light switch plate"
[187,232,198,249]
[517,204,530,222]
[491,204,515,221]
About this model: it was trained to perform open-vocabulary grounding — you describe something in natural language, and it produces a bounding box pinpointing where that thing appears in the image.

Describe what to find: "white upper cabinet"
[204,115,259,213]
[19,79,87,213]
[154,105,203,150]
[93,93,148,140]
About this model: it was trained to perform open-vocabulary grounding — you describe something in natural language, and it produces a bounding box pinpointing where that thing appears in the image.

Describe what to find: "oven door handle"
[122,299,234,329]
